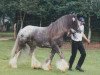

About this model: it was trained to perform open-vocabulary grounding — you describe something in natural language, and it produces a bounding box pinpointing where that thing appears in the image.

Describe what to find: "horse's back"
[18,25,39,34]
[17,25,38,40]
[17,25,47,41]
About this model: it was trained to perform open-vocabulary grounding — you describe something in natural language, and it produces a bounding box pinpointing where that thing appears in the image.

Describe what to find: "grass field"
[0,32,13,37]
[0,40,100,75]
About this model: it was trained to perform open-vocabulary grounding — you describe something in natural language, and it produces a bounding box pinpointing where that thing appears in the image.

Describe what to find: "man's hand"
[83,34,90,44]
[87,39,90,44]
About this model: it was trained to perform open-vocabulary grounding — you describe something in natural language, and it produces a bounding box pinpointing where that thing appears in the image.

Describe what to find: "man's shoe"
[75,67,84,72]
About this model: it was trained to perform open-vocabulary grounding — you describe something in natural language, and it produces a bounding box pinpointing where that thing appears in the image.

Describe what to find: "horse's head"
[69,14,79,31]
[63,14,79,32]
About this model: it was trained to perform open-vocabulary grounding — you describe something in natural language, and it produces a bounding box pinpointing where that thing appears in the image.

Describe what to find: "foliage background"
[0,0,100,41]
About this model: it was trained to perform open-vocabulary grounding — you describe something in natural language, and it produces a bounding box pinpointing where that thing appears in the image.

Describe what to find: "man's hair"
[79,17,85,22]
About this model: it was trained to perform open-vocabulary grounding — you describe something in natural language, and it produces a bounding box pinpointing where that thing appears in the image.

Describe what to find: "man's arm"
[82,33,90,44]
[67,28,76,37]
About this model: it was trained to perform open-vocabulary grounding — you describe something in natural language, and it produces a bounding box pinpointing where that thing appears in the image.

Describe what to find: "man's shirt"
[71,21,84,41]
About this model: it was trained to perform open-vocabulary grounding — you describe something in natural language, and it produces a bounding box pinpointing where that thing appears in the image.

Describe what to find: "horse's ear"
[72,17,75,22]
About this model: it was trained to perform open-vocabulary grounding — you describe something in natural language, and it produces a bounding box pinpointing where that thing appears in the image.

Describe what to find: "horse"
[9,14,79,72]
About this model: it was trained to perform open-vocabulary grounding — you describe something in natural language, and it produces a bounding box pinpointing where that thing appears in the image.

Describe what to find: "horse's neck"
[47,23,66,40]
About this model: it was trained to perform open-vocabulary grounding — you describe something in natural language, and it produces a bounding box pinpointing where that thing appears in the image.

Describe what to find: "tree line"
[0,0,100,40]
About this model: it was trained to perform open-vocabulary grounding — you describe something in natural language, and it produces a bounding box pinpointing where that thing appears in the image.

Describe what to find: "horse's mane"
[47,14,78,39]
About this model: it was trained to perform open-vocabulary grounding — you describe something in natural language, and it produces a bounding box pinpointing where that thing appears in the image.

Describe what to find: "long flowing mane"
[47,14,78,39]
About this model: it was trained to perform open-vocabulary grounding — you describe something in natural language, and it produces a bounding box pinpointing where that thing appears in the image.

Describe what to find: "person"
[68,17,90,72]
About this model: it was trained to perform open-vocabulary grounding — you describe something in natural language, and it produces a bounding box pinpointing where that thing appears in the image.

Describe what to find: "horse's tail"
[11,37,19,58]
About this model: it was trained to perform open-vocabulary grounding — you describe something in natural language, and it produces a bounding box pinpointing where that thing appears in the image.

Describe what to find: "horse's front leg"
[42,49,56,71]
[52,44,64,59]
[52,44,69,72]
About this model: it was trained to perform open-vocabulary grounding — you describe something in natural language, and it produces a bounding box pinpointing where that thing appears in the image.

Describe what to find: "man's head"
[78,17,85,25]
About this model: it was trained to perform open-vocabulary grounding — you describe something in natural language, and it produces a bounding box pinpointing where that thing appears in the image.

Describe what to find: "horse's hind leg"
[27,42,41,69]
[9,43,22,68]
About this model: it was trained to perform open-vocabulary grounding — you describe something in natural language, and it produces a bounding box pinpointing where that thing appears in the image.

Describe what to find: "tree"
[13,0,39,28]
[0,0,12,31]
[78,0,100,40]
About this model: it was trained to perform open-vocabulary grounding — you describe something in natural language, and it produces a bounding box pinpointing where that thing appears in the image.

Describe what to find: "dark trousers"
[69,40,86,69]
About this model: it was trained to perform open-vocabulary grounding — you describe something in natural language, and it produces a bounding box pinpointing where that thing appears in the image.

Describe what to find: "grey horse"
[9,14,79,72]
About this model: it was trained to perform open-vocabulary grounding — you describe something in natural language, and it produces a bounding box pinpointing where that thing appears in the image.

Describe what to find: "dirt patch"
[84,42,100,50]
[62,42,100,50]
[0,37,13,41]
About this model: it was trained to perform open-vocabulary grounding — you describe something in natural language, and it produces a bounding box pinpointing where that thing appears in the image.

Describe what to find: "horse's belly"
[35,36,49,46]
[36,41,51,48]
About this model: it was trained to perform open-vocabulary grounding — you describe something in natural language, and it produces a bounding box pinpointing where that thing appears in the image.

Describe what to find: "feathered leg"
[42,49,56,71]
[9,38,22,68]
[27,42,41,69]
[50,41,69,72]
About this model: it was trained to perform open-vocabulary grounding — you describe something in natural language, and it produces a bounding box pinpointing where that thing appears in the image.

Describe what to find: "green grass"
[0,40,100,75]
[0,32,13,37]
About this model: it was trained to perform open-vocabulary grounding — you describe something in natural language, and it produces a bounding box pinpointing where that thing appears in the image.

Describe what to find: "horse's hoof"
[9,62,17,68]
[9,64,17,68]
[31,64,41,69]
[9,59,17,68]
[56,59,69,72]
[41,64,52,71]
[48,64,52,70]
[42,65,50,71]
